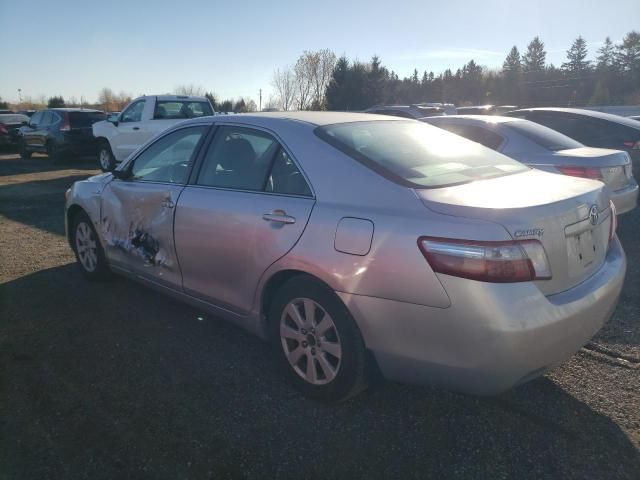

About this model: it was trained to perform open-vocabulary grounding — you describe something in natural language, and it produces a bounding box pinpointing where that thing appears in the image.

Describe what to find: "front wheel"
[47,141,62,164]
[269,275,369,402]
[98,141,116,172]
[72,211,110,280]
[19,140,32,159]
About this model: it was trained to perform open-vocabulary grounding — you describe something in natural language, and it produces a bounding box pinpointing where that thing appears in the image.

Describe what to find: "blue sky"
[1,0,638,104]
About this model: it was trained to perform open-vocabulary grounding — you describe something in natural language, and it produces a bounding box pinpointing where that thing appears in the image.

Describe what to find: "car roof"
[183,111,407,128]
[512,107,640,129]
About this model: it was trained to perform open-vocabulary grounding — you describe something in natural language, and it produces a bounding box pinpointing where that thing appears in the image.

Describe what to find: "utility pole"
[18,89,22,103]
[259,89,262,111]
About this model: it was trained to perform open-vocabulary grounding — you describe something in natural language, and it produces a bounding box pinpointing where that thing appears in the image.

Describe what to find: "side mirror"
[21,120,28,126]
[107,115,119,127]
[111,167,132,180]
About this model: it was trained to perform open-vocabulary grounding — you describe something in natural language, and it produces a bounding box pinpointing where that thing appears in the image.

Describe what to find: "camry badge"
[589,205,599,226]
[514,228,544,238]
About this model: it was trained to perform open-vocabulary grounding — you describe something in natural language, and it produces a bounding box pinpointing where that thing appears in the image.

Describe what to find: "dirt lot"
[1,152,639,479]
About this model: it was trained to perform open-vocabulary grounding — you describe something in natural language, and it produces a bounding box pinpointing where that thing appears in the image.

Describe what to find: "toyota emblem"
[589,205,599,226]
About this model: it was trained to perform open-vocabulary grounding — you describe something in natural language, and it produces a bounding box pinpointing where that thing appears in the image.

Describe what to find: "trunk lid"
[553,147,633,191]
[417,169,612,295]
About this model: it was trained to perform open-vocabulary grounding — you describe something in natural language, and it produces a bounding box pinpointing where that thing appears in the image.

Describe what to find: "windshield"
[506,120,583,151]
[317,120,528,188]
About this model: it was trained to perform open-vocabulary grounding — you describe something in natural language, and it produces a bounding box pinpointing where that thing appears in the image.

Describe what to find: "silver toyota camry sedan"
[65,112,626,402]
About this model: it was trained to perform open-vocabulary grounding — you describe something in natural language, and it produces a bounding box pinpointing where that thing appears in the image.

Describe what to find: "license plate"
[570,230,596,268]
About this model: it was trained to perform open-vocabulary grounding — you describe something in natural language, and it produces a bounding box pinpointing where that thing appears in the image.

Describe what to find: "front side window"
[121,100,145,123]
[40,111,53,128]
[130,126,206,183]
[196,126,279,190]
[317,120,528,188]
[154,101,213,120]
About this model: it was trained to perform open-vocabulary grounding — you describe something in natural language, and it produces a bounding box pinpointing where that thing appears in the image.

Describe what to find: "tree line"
[321,31,640,111]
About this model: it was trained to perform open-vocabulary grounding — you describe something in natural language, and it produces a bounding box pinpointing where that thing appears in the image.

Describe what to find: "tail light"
[608,200,617,244]
[557,166,603,180]
[622,140,640,150]
[418,237,552,283]
[60,113,71,132]
[0,123,7,135]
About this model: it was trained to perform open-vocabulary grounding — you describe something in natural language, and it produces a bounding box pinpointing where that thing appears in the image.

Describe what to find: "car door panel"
[100,180,184,288]
[174,187,315,314]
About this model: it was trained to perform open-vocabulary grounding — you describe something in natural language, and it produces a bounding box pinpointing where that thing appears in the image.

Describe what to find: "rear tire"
[71,211,111,280]
[98,141,116,172]
[268,275,369,402]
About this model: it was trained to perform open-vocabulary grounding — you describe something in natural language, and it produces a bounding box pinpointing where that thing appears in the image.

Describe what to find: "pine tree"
[47,96,65,108]
[615,30,640,73]
[562,36,590,73]
[596,37,616,69]
[503,46,522,73]
[523,36,547,72]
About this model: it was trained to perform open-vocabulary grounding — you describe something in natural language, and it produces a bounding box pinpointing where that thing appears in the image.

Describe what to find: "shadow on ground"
[1,264,639,479]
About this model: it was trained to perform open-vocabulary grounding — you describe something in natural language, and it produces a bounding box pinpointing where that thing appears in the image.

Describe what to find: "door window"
[130,126,206,184]
[265,148,312,196]
[121,100,145,123]
[154,101,214,119]
[437,123,504,150]
[39,112,53,128]
[196,126,279,190]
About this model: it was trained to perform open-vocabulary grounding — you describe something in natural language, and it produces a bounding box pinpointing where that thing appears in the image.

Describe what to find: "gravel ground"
[1,152,639,479]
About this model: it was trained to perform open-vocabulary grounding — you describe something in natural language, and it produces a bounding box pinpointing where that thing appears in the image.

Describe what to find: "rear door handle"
[133,127,140,130]
[263,212,296,224]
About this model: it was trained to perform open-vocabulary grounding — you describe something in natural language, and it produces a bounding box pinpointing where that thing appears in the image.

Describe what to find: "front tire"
[269,275,369,402]
[98,141,116,172]
[19,141,32,159]
[47,141,62,164]
[72,211,110,280]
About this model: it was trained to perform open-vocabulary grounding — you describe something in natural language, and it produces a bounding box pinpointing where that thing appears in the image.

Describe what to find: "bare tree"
[294,53,314,110]
[245,98,258,112]
[263,96,280,111]
[174,84,206,96]
[271,67,297,111]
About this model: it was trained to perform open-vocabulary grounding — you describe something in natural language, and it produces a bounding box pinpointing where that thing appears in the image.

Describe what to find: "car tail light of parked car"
[556,165,603,180]
[418,237,552,283]
[622,140,640,150]
[0,124,7,135]
[59,113,71,132]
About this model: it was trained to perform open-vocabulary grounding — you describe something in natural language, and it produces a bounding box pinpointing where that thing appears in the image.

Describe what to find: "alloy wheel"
[75,222,98,272]
[280,298,343,385]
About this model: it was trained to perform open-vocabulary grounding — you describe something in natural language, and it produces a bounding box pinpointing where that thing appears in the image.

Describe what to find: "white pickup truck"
[93,95,214,170]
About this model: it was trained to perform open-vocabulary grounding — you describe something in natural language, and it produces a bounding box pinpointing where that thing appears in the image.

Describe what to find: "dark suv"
[506,108,640,179]
[19,108,106,162]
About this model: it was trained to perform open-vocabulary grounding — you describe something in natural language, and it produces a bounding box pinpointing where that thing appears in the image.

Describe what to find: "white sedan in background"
[423,115,638,214]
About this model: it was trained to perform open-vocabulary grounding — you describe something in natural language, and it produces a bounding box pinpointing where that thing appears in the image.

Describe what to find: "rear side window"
[317,120,528,188]
[154,101,213,120]
[505,121,582,151]
[432,123,504,150]
[196,126,312,196]
[69,112,107,127]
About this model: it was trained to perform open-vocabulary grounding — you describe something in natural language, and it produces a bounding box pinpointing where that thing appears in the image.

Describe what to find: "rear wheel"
[98,141,116,171]
[269,275,369,402]
[72,211,110,280]
[46,141,62,164]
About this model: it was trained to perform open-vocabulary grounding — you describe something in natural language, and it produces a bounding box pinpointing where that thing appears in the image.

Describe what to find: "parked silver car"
[65,112,626,402]
[423,115,638,214]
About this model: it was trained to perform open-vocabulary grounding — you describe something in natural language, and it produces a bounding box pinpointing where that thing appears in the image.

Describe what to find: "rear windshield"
[506,120,582,151]
[316,120,528,188]
[69,111,107,127]
[154,101,213,119]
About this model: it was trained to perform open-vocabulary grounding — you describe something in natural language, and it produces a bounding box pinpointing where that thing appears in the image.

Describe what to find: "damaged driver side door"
[100,125,208,288]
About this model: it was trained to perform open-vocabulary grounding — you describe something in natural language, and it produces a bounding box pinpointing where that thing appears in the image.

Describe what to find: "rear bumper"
[338,237,626,395]
[610,180,638,214]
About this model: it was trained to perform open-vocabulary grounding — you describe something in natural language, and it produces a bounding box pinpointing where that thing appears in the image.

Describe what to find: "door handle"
[162,199,175,209]
[133,127,140,130]
[263,211,296,224]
